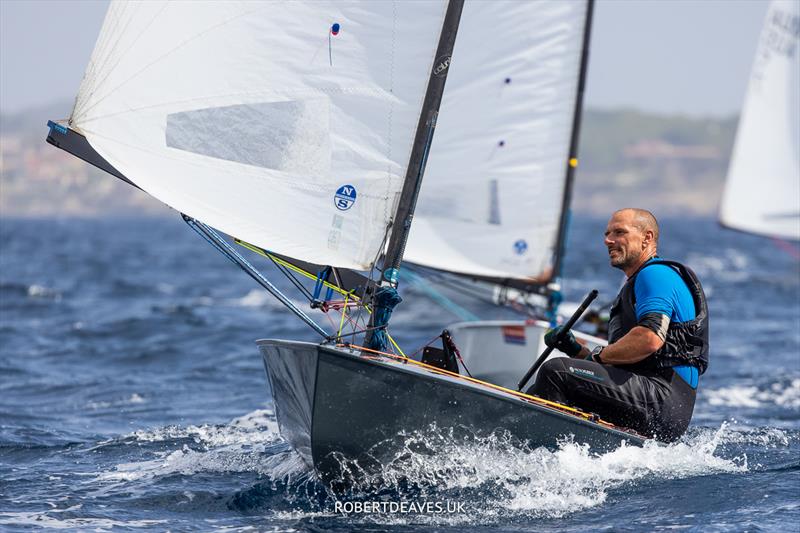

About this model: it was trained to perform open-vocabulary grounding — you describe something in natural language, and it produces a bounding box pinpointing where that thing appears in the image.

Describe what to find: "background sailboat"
[719,0,800,241]
[404,0,603,389]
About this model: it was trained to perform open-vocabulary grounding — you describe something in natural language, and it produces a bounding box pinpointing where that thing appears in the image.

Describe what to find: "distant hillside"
[0,104,737,218]
[573,109,737,216]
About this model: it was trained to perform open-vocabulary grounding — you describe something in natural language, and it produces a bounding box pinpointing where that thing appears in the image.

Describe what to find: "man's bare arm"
[597,326,664,364]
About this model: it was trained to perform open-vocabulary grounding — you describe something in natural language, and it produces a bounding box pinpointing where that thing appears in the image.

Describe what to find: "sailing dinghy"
[720,0,799,241]
[46,0,645,488]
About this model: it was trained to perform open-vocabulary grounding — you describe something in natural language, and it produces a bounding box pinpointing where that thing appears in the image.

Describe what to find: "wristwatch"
[590,346,605,364]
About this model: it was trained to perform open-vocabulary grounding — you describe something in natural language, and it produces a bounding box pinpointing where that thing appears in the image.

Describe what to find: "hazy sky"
[0,0,770,117]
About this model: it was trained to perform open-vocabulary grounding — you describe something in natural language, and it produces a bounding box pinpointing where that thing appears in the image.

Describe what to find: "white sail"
[720,0,800,241]
[70,1,448,270]
[405,0,590,282]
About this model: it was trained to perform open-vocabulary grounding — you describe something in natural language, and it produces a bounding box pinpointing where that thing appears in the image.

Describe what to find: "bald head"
[613,208,659,245]
[605,208,660,275]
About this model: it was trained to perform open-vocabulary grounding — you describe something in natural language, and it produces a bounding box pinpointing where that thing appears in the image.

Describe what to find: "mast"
[551,0,595,281]
[380,0,464,286]
[364,0,464,349]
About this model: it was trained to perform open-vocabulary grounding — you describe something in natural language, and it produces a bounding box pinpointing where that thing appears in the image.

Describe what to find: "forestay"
[720,0,800,241]
[70,1,448,269]
[405,0,590,284]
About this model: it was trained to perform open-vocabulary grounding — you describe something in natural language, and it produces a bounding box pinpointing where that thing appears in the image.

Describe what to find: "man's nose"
[604,234,613,246]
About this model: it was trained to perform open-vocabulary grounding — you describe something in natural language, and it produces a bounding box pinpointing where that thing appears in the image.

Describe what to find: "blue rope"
[401,268,480,322]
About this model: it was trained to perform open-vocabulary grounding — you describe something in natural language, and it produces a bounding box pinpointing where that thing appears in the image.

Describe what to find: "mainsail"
[67,1,450,270]
[405,0,593,289]
[720,0,800,241]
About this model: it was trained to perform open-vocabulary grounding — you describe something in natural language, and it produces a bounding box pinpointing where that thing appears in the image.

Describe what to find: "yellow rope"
[235,240,408,362]
[387,334,406,357]
[234,237,624,429]
[342,343,633,432]
[235,239,359,299]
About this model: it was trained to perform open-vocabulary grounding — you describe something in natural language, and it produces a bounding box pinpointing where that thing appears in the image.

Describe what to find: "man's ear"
[643,229,654,247]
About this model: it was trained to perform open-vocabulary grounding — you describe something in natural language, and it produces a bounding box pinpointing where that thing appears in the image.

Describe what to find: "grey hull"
[259,339,645,487]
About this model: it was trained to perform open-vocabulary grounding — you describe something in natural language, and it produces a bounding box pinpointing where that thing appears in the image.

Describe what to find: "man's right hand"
[544,326,582,357]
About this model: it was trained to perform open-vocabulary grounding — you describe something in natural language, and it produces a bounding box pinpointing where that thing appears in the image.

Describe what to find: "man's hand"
[544,327,582,357]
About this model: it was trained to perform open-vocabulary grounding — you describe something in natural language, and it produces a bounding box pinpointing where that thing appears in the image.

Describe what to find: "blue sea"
[1,215,798,532]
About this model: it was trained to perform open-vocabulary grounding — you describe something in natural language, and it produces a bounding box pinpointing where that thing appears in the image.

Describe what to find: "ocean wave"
[95,410,292,485]
[321,423,746,524]
[705,378,800,409]
[223,423,764,526]
[226,289,318,313]
[0,281,62,301]
[0,510,167,530]
[128,409,279,447]
[687,249,751,283]
[87,393,146,410]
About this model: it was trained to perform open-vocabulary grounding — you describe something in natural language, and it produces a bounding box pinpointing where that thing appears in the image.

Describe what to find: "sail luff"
[380,0,465,286]
[363,0,464,351]
[551,0,596,282]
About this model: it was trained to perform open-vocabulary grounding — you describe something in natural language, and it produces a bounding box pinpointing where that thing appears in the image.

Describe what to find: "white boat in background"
[446,319,605,390]
[719,0,800,241]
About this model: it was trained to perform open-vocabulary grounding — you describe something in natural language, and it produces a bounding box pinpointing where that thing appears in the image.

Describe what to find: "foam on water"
[0,511,167,530]
[87,409,785,527]
[705,378,800,409]
[128,409,279,447]
[96,409,294,486]
[87,393,146,410]
[238,423,762,527]
[26,283,62,300]
[687,249,751,283]
[228,289,315,312]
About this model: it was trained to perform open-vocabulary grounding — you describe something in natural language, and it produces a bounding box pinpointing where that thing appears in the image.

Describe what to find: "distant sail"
[405,0,591,283]
[70,1,448,270]
[720,0,800,241]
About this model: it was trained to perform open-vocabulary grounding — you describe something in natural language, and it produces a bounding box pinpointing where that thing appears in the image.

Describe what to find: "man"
[527,208,708,441]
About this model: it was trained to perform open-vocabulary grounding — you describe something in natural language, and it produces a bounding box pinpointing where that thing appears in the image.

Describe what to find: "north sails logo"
[433,55,451,77]
[334,184,357,211]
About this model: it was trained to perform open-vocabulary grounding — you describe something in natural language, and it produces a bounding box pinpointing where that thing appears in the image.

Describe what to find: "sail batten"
[68,1,450,270]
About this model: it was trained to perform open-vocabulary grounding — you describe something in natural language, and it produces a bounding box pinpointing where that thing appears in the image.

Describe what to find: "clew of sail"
[68,1,449,270]
[720,0,800,241]
[404,0,592,288]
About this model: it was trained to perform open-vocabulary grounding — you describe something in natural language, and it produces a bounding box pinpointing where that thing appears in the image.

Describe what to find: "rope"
[341,343,636,433]
[337,293,349,339]
[235,239,360,300]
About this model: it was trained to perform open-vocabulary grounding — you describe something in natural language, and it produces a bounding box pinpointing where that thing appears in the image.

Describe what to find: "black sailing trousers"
[526,357,696,442]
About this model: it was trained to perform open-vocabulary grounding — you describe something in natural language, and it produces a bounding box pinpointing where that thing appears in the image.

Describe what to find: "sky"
[0,0,771,117]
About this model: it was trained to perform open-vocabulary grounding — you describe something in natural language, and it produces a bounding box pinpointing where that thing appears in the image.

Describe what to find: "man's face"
[604,212,647,270]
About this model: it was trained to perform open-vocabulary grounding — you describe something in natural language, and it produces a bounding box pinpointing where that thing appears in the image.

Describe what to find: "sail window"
[165,100,331,176]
